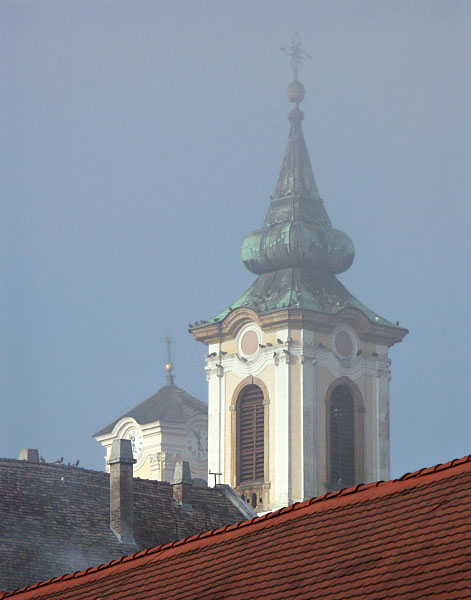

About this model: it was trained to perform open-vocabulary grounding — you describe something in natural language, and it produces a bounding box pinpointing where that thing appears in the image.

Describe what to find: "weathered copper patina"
[191,63,406,345]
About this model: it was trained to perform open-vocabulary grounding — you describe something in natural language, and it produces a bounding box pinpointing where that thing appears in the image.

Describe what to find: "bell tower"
[191,38,407,512]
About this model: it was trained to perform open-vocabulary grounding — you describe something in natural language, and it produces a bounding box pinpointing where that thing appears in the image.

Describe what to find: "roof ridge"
[0,458,171,483]
[0,458,109,476]
[3,453,470,598]
[0,459,187,494]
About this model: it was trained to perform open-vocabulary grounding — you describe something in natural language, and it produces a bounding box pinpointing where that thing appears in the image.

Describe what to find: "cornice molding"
[192,306,408,347]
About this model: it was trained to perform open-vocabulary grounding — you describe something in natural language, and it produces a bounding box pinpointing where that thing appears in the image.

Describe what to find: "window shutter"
[239,385,264,483]
[330,385,355,488]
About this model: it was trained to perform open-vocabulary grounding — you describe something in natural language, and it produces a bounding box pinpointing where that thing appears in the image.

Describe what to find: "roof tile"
[94,383,207,436]
[0,458,246,593]
[3,455,471,599]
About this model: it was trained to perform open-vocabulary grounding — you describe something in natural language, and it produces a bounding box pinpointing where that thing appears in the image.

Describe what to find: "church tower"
[191,39,407,512]
[94,340,208,483]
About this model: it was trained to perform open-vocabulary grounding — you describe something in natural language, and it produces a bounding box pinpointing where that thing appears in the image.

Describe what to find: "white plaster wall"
[96,416,208,482]
[375,369,391,481]
[203,317,395,508]
[301,329,317,499]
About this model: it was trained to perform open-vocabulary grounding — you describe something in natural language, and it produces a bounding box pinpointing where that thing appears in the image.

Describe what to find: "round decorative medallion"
[240,330,259,355]
[334,330,354,358]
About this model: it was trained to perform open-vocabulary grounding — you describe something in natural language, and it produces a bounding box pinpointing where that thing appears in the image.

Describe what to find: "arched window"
[329,385,355,488]
[238,385,264,483]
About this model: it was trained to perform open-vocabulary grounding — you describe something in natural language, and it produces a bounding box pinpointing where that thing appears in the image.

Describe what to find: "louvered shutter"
[330,385,355,488]
[239,385,264,483]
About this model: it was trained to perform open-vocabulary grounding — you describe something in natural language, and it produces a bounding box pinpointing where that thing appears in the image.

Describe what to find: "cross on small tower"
[281,33,311,81]
[164,335,175,385]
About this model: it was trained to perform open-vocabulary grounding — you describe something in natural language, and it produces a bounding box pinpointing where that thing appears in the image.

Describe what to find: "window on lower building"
[238,385,264,483]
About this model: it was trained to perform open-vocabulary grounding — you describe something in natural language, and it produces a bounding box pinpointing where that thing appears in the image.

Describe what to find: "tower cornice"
[190,306,407,347]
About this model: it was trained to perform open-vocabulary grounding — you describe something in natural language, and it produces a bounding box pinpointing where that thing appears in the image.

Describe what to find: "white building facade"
[94,366,208,483]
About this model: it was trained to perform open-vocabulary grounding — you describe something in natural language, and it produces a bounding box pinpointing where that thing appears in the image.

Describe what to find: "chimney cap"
[108,439,136,465]
[172,460,192,511]
[18,449,39,463]
[172,460,192,484]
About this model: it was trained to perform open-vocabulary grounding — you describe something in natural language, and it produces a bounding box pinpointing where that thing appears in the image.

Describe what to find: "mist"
[2,0,470,477]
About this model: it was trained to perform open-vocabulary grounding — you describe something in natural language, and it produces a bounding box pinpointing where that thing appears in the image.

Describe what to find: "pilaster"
[273,329,291,508]
[206,343,223,484]
[375,363,391,481]
[301,330,317,499]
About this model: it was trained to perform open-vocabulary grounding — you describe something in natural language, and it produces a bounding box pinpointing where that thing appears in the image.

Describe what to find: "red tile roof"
[3,455,471,599]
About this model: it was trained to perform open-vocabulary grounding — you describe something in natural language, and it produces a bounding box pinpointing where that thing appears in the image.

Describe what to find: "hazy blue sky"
[2,1,470,477]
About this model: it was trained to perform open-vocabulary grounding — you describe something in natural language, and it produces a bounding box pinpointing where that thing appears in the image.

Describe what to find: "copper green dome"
[190,76,400,331]
[241,222,354,275]
[240,84,354,276]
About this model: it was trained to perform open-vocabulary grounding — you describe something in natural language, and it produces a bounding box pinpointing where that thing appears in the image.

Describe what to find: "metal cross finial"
[281,33,311,81]
[165,335,173,365]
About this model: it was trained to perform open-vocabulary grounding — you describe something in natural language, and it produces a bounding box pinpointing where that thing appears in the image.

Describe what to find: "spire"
[276,34,320,201]
[239,37,354,277]
[274,96,320,201]
[191,37,403,333]
[164,335,175,385]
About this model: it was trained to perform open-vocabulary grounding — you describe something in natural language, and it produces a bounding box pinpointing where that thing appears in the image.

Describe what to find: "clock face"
[186,427,208,461]
[125,428,144,460]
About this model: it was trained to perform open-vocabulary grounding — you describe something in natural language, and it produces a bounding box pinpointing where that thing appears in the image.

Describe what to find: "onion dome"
[240,81,354,276]
[241,222,354,275]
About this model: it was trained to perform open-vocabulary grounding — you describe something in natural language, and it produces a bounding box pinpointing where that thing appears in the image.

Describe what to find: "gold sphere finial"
[287,80,305,105]
[164,335,175,384]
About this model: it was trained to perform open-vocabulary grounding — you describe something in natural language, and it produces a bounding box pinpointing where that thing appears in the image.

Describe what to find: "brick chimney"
[18,449,39,463]
[172,460,192,511]
[107,439,136,544]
